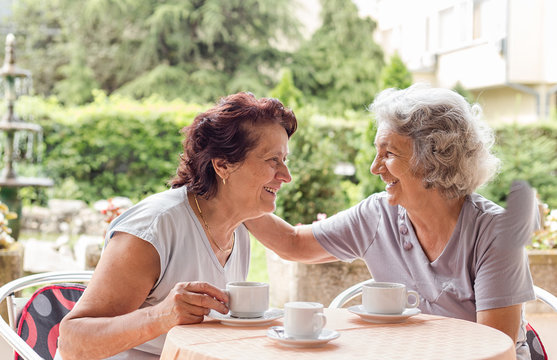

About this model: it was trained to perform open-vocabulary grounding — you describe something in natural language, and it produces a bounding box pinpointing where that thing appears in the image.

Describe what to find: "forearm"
[477,304,522,343]
[58,305,172,360]
[245,214,297,257]
[245,214,336,263]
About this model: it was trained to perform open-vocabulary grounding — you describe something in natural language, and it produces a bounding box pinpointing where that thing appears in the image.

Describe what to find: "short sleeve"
[474,235,535,311]
[312,195,384,261]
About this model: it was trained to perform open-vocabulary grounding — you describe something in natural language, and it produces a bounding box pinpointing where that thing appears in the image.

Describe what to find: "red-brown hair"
[170,92,297,198]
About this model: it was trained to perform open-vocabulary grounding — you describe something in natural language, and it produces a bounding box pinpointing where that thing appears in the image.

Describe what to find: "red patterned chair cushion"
[526,323,548,360]
[15,284,86,360]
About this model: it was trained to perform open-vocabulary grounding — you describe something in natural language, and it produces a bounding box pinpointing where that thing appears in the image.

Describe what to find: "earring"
[222,177,226,185]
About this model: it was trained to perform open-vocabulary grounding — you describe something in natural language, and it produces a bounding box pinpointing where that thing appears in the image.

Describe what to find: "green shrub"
[479,123,557,208]
[274,106,368,224]
[9,95,557,224]
[354,117,385,198]
[15,94,205,204]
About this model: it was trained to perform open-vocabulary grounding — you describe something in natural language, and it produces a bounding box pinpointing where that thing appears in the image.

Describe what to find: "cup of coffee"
[362,282,419,314]
[226,281,269,318]
[283,302,327,339]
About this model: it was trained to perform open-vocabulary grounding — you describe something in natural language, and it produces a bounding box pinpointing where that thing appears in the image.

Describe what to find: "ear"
[212,158,230,182]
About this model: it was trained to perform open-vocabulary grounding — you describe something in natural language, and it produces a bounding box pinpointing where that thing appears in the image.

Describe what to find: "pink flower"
[312,213,328,224]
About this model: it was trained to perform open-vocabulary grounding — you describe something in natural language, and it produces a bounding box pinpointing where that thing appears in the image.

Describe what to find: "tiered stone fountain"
[0,33,53,241]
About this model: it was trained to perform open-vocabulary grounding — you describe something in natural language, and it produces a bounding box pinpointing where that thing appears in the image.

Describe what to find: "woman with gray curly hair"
[246,84,538,359]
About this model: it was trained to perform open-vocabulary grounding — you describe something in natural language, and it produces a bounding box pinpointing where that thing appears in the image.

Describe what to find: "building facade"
[366,0,557,123]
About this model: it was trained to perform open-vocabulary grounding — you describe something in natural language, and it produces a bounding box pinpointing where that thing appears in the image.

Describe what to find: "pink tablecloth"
[160,308,516,360]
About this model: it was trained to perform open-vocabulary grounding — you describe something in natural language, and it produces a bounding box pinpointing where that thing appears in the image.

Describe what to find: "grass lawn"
[247,236,269,283]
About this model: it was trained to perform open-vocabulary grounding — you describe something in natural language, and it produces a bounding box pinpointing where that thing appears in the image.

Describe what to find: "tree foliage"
[10,0,300,104]
[7,0,388,112]
[290,0,385,114]
[269,68,303,109]
[479,124,557,208]
[380,52,412,90]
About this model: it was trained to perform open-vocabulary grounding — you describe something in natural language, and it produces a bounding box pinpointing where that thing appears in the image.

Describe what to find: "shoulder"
[460,193,506,252]
[107,187,189,238]
[465,193,504,216]
[351,192,393,213]
[358,192,399,222]
[461,193,504,229]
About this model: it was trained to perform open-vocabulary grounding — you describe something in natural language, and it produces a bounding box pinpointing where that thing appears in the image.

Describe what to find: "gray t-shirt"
[313,191,535,358]
[96,187,250,359]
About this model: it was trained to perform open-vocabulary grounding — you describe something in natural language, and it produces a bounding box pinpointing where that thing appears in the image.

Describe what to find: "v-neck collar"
[398,201,466,265]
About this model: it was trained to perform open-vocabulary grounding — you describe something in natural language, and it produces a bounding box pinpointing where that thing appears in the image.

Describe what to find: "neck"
[190,192,240,251]
[406,191,466,261]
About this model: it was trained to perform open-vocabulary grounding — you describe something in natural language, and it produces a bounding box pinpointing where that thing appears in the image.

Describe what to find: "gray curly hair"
[370,83,500,199]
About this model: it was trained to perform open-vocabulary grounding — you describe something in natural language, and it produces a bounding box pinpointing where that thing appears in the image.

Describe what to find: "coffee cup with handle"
[283,301,327,339]
[226,281,269,318]
[362,281,419,315]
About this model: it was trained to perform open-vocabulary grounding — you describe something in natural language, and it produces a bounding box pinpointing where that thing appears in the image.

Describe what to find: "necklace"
[194,194,234,253]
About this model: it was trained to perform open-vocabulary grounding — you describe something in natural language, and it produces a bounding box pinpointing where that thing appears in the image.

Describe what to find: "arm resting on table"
[477,303,522,343]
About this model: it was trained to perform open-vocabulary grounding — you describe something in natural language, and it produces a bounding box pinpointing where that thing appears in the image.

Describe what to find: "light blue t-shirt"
[313,190,535,359]
[57,186,251,360]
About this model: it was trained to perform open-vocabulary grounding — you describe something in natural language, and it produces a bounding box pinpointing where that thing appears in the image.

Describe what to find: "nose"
[277,163,292,183]
[370,153,383,175]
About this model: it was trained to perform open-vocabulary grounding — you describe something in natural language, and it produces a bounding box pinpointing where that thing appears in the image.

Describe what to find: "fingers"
[182,281,229,304]
[172,282,229,320]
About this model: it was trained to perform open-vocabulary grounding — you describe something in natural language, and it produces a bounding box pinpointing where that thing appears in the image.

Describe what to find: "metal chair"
[0,271,93,360]
[329,280,557,360]
[329,280,557,311]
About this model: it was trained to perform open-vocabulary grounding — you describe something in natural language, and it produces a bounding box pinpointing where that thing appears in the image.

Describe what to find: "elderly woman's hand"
[155,281,230,327]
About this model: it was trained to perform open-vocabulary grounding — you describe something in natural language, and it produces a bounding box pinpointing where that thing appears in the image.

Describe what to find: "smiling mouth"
[385,180,399,190]
[264,187,277,194]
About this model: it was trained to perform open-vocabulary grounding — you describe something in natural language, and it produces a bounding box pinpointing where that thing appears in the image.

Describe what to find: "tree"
[290,0,384,114]
[380,52,412,90]
[452,82,475,103]
[10,0,300,104]
[269,68,303,109]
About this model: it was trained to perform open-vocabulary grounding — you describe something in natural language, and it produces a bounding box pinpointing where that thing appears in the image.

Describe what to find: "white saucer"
[347,305,421,324]
[266,326,340,348]
[208,308,283,326]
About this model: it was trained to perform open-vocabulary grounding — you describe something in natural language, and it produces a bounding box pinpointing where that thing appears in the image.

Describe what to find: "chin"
[262,202,276,214]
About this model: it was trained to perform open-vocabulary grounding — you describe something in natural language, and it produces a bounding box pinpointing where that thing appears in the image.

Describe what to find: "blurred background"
[0,0,554,287]
[0,0,555,356]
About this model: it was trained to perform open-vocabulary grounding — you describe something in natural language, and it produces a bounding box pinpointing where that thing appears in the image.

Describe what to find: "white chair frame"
[0,271,93,360]
[329,279,557,312]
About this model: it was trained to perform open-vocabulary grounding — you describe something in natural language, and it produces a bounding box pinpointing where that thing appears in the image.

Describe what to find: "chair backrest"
[15,284,85,360]
[329,281,556,360]
[0,271,93,360]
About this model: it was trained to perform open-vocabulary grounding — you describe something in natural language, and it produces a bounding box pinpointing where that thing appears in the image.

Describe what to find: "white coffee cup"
[362,282,420,315]
[284,302,327,339]
[226,281,269,318]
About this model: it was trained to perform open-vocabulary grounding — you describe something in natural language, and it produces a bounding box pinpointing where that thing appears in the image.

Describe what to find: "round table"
[160,308,516,360]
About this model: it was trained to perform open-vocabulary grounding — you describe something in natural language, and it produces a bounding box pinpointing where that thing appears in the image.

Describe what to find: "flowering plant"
[0,201,17,250]
[530,206,557,250]
[296,213,328,226]
[93,197,133,224]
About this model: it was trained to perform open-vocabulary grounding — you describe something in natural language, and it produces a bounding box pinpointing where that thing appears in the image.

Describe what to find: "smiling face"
[226,122,291,216]
[370,124,426,208]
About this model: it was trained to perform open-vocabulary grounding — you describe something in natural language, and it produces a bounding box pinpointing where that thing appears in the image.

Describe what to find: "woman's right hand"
[156,281,230,327]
